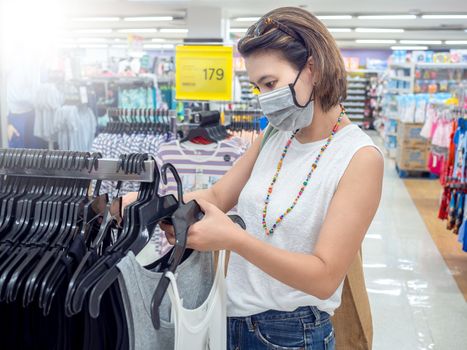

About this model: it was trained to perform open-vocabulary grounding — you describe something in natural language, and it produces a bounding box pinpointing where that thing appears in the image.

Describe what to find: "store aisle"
[364,139,467,350]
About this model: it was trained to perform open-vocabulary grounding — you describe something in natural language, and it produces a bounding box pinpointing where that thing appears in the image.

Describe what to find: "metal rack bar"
[0,158,155,182]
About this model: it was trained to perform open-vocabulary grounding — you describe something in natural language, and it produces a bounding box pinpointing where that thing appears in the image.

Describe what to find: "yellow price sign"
[175,45,233,101]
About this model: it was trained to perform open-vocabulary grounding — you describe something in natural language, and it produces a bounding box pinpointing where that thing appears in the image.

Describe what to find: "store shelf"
[389,63,413,69]
[347,78,369,82]
[416,63,467,69]
[347,69,384,74]
[390,76,412,82]
[347,89,367,95]
[386,88,411,94]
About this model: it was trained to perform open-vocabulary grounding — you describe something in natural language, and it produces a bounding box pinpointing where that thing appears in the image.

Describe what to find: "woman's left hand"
[187,199,244,251]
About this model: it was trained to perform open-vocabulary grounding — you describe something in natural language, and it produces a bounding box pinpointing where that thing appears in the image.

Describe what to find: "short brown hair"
[238,7,347,112]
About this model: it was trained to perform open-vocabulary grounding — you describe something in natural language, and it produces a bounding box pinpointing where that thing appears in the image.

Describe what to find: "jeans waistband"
[230,306,330,323]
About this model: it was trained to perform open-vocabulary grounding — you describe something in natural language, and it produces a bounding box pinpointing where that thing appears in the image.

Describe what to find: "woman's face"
[245,50,315,106]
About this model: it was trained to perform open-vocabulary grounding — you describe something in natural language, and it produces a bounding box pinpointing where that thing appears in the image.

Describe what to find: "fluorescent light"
[358,15,416,19]
[400,40,442,45]
[356,39,397,44]
[72,29,113,34]
[328,28,352,33]
[356,28,404,33]
[124,16,173,22]
[114,38,122,42]
[159,28,188,33]
[59,44,78,49]
[445,40,467,45]
[111,45,128,49]
[422,14,467,19]
[144,43,176,49]
[77,38,106,43]
[79,44,108,49]
[234,17,260,22]
[391,46,428,50]
[317,15,353,20]
[118,28,158,33]
[144,44,162,49]
[151,38,167,42]
[229,28,248,33]
[72,17,120,22]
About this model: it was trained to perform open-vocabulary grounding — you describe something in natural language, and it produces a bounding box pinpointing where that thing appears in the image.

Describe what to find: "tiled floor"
[363,139,467,349]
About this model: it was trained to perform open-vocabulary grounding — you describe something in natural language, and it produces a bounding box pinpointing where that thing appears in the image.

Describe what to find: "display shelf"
[416,63,467,69]
[347,69,385,74]
[391,76,412,82]
[386,88,412,94]
[389,63,413,69]
[347,78,369,82]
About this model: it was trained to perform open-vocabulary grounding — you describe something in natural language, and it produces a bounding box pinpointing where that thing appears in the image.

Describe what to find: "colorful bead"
[262,113,343,236]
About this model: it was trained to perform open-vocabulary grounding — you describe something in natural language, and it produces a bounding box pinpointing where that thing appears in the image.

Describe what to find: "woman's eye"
[265,81,277,89]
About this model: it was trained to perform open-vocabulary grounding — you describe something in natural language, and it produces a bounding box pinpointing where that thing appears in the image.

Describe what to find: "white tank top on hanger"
[166,250,227,350]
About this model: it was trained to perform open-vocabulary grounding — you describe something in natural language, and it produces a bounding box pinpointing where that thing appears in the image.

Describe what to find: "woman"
[126,6,383,350]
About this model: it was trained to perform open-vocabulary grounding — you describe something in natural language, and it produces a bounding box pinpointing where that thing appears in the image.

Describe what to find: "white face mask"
[257,69,314,131]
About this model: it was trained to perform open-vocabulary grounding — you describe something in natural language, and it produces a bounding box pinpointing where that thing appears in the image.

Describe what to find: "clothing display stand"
[0,149,155,183]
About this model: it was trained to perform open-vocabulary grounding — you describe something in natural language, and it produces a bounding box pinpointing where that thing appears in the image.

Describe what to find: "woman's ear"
[306,56,317,85]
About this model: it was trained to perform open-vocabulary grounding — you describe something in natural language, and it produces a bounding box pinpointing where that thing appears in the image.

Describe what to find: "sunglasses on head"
[249,17,304,44]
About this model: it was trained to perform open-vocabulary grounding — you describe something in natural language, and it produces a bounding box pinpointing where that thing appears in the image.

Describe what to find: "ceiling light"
[124,16,173,22]
[111,45,128,49]
[445,40,467,45]
[72,17,120,22]
[356,28,404,33]
[358,15,416,19]
[77,38,106,43]
[234,17,260,22]
[72,29,113,34]
[163,44,175,49]
[328,28,352,33]
[400,40,442,45]
[391,46,428,50]
[317,15,353,20]
[422,14,467,19]
[79,44,108,49]
[356,39,397,44]
[151,38,167,42]
[229,28,248,33]
[118,28,158,33]
[59,44,78,49]
[144,44,162,49]
[159,28,188,33]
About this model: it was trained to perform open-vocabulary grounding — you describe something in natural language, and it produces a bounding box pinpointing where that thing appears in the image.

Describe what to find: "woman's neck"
[295,103,351,144]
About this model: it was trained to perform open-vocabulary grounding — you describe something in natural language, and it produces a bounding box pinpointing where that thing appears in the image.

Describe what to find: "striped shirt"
[155,139,245,254]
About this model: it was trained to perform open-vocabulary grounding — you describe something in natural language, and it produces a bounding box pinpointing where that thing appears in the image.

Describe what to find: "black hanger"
[150,162,207,329]
[86,158,181,318]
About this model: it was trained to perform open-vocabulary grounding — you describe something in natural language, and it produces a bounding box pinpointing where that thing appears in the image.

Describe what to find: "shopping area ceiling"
[6,0,467,49]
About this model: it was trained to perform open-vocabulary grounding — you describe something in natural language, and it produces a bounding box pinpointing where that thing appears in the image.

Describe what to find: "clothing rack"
[0,149,155,182]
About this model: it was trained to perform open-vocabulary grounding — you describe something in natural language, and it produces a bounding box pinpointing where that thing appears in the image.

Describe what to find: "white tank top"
[167,250,227,350]
[226,124,380,317]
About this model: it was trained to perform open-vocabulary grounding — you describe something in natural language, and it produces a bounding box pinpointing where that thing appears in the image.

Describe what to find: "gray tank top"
[117,250,214,350]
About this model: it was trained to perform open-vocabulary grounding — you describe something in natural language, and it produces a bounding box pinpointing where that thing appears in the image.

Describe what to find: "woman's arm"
[188,146,384,300]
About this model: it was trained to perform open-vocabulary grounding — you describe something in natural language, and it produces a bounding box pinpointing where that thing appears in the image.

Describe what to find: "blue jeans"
[228,306,335,350]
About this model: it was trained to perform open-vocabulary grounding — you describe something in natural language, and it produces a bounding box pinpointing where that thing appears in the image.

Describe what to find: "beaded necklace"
[262,109,345,235]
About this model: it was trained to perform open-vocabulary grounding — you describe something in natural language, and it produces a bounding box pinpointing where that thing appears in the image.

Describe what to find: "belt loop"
[245,317,255,332]
[310,306,321,325]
